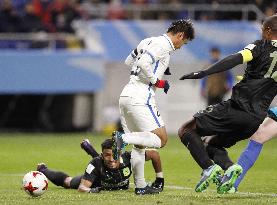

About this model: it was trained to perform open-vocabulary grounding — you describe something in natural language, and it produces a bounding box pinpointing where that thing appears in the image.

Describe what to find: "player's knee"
[147,149,159,160]
[178,126,191,141]
[153,129,168,148]
[251,125,266,144]
[160,137,168,148]
[179,129,194,147]
[156,132,167,148]
[178,127,185,140]
[63,177,72,188]
[178,118,196,141]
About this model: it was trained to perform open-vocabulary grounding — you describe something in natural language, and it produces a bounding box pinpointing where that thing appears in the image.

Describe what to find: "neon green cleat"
[195,164,223,193]
[217,164,242,194]
[226,186,237,194]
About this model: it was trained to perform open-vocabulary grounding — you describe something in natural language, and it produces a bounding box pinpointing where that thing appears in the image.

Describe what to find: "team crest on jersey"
[122,167,130,176]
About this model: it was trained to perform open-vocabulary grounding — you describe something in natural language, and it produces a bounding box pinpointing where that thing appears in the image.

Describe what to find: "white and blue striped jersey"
[120,34,175,106]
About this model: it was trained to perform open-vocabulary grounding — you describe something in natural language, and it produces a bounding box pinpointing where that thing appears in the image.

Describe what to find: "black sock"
[206,145,233,170]
[41,168,69,187]
[181,130,214,169]
[84,144,99,158]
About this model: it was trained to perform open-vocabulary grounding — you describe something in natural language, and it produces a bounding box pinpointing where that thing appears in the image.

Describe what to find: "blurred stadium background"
[0,0,276,134]
[1,1,277,204]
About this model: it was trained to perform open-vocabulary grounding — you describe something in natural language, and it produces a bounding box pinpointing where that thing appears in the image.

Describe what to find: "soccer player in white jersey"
[113,19,195,195]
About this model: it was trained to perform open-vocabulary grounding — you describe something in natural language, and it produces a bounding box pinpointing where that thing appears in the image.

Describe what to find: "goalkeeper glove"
[155,79,170,94]
[179,71,206,80]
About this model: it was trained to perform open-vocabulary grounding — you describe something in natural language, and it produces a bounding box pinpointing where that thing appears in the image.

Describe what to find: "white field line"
[164,185,277,197]
[1,173,276,197]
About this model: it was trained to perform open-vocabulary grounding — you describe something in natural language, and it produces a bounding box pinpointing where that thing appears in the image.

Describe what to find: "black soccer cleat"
[37,163,47,173]
[135,185,160,195]
[151,177,164,191]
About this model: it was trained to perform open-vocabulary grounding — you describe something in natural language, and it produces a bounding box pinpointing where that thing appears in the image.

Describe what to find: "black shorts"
[194,100,262,148]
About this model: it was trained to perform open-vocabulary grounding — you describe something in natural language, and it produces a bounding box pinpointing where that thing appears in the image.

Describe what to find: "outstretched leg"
[37,163,71,188]
[178,118,223,192]
[178,118,214,169]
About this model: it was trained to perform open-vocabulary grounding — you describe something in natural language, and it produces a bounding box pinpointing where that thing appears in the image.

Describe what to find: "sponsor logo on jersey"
[101,179,129,189]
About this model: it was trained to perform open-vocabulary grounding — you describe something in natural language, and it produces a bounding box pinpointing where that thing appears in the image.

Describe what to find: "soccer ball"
[22,171,48,197]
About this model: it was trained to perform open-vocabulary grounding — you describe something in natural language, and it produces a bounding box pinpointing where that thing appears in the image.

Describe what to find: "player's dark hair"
[167,19,195,40]
[210,46,220,53]
[263,14,277,34]
[101,139,114,150]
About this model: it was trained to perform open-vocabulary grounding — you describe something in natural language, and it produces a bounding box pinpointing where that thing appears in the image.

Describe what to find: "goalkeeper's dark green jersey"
[82,152,132,190]
[231,39,277,121]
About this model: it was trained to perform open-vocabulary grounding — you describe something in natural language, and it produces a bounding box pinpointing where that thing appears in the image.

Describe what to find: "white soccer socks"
[122,131,161,148]
[131,147,147,188]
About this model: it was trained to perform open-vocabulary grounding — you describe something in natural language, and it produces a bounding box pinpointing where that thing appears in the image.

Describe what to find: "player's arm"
[180,47,256,80]
[180,43,256,80]
[180,53,244,80]
[125,48,139,67]
[137,49,170,93]
[78,179,101,193]
[136,49,158,84]
[78,161,101,193]
[78,178,92,192]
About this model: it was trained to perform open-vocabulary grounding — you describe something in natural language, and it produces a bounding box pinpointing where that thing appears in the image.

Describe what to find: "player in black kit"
[37,139,163,194]
[178,14,277,193]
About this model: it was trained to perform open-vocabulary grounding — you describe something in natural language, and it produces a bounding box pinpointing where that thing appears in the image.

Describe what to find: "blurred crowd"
[0,0,276,33]
[0,0,82,33]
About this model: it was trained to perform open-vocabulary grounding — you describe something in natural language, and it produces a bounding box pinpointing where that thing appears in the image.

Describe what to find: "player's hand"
[180,71,206,80]
[155,79,170,94]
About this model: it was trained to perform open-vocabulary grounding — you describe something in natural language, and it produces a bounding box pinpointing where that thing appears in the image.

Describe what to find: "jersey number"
[132,67,141,76]
[264,51,277,82]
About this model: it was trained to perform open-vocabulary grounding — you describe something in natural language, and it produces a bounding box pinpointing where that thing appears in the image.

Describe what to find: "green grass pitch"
[0,133,276,205]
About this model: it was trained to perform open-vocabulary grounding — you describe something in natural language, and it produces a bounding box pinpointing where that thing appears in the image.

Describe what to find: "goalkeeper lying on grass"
[37,138,164,195]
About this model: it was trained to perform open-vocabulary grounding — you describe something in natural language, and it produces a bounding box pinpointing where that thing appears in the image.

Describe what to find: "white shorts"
[119,96,164,133]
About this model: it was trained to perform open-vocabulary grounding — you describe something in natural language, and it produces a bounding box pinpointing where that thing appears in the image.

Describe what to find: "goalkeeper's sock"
[234,140,263,189]
[122,132,161,148]
[42,169,69,187]
[181,130,213,169]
